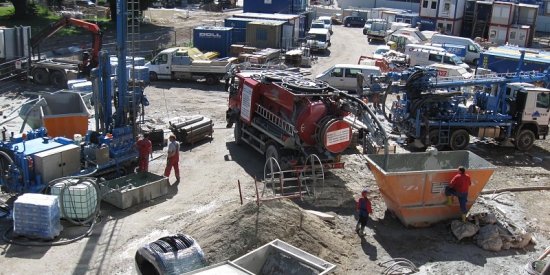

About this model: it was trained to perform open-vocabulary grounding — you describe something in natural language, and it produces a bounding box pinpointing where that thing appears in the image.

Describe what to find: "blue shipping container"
[479,51,550,73]
[243,0,305,14]
[418,17,436,31]
[193,26,233,58]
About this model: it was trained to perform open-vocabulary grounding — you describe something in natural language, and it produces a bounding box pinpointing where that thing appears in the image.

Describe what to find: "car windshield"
[322,19,331,25]
[375,48,389,55]
[312,23,324,28]
[314,34,327,42]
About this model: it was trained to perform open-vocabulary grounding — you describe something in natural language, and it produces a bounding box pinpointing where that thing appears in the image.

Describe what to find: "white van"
[408,49,470,70]
[431,34,482,64]
[317,16,333,33]
[405,44,446,55]
[307,28,330,53]
[315,64,381,92]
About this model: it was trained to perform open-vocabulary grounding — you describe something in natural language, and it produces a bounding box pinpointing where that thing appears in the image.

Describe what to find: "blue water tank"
[193,26,233,58]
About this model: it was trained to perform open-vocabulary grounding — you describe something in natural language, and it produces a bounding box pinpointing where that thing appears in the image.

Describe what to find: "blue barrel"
[193,26,233,58]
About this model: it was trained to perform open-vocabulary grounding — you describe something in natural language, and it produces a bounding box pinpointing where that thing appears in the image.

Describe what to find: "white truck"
[146,47,233,85]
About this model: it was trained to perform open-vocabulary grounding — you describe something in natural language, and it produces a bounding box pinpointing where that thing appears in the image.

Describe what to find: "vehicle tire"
[368,38,372,43]
[265,141,280,163]
[450,129,470,151]
[32,69,49,85]
[149,72,158,82]
[472,58,478,66]
[50,70,67,88]
[346,23,350,27]
[428,129,445,150]
[205,75,217,85]
[363,29,367,35]
[515,129,535,151]
[234,119,242,145]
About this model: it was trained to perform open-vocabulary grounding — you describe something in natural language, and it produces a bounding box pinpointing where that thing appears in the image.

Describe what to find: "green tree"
[7,0,38,19]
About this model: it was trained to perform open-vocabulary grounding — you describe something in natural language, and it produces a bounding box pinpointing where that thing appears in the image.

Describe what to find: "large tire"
[515,129,535,151]
[149,72,158,82]
[265,141,280,163]
[428,129,445,150]
[32,69,49,85]
[205,74,217,85]
[450,129,470,151]
[234,119,242,145]
[50,70,67,88]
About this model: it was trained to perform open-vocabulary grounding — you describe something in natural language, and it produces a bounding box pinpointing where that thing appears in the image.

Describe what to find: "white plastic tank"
[50,179,98,220]
[74,134,82,145]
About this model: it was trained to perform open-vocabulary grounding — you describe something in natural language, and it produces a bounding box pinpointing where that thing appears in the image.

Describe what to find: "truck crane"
[28,16,103,88]
[0,0,147,194]
[376,57,550,152]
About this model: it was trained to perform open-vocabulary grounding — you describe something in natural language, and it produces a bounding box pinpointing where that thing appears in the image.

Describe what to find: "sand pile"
[184,199,356,273]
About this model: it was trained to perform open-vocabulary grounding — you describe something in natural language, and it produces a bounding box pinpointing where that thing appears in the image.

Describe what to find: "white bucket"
[74,134,82,145]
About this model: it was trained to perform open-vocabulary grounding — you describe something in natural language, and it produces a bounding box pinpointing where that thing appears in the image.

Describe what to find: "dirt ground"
[0,7,549,275]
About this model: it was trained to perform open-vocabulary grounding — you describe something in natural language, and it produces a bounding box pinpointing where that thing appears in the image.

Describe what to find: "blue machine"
[370,51,550,152]
[0,0,149,194]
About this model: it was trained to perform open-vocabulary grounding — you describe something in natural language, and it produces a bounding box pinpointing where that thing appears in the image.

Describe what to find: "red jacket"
[357,197,372,216]
[450,173,471,193]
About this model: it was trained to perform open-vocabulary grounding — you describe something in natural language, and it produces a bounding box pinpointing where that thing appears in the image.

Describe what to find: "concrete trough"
[101,172,169,209]
[366,150,497,227]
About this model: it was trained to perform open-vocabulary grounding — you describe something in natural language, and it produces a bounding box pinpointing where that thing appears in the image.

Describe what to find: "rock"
[477,224,503,252]
[451,220,479,241]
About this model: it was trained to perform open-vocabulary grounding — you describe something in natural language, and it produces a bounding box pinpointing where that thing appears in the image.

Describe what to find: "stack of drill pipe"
[169,116,214,144]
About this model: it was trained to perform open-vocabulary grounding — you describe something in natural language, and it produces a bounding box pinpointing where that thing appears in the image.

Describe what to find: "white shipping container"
[0,29,4,59]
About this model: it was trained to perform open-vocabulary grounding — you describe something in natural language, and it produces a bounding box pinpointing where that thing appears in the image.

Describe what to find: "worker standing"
[136,132,152,172]
[445,166,472,223]
[356,189,373,237]
[164,134,180,183]
[356,71,365,98]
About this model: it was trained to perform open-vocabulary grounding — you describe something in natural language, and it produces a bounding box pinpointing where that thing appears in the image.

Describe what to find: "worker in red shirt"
[356,189,373,237]
[445,166,472,223]
[136,132,152,172]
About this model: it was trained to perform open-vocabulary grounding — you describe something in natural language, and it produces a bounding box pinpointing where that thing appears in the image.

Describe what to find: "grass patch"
[0,5,114,36]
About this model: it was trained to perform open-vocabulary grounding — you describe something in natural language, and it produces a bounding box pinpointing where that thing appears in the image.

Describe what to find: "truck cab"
[307,28,330,53]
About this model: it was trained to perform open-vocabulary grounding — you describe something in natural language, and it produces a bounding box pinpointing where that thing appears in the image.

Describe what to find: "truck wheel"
[234,119,242,145]
[363,29,367,35]
[472,59,478,66]
[450,129,470,151]
[205,75,217,85]
[50,70,67,88]
[32,69,49,85]
[515,129,535,151]
[368,38,372,43]
[265,141,280,163]
[149,72,158,82]
[428,129,445,150]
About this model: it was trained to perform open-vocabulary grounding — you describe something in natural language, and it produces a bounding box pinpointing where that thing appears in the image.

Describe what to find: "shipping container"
[508,24,531,47]
[420,0,437,18]
[395,13,421,28]
[234,13,300,43]
[418,17,437,31]
[193,26,233,58]
[479,48,550,74]
[437,0,466,20]
[246,21,284,49]
[243,0,306,14]
[225,17,284,45]
[517,3,539,25]
[488,25,508,46]
[491,2,515,26]
[436,19,462,36]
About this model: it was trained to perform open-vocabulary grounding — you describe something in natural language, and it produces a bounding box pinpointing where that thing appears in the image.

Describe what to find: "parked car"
[152,1,163,8]
[373,45,391,59]
[310,20,325,30]
[165,0,175,8]
[343,16,366,28]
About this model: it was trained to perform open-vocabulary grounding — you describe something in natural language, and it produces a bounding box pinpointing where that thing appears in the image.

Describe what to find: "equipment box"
[100,172,169,209]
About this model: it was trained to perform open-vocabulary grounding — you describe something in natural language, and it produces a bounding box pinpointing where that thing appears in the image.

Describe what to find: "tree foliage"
[7,0,39,19]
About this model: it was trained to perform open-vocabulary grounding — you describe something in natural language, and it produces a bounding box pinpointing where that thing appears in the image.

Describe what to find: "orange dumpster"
[366,150,496,227]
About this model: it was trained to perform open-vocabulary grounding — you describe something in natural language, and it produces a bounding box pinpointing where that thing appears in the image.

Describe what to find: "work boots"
[445,196,453,206]
[462,214,467,223]
[358,226,366,237]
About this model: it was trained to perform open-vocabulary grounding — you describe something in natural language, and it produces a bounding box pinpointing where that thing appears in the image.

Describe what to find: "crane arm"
[29,16,103,65]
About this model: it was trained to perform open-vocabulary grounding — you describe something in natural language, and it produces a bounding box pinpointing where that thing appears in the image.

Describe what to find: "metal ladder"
[438,121,451,145]
[127,0,142,134]
[255,104,296,134]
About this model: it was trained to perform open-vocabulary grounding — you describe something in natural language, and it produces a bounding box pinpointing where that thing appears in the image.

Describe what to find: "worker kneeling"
[445,166,472,223]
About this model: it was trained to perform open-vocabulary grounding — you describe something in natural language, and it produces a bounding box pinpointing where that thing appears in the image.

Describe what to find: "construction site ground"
[0,7,550,275]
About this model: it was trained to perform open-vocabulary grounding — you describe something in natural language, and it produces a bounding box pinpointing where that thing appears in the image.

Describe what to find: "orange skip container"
[366,150,496,227]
